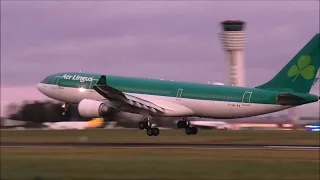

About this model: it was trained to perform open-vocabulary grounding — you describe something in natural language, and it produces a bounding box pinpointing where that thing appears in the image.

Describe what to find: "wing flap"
[93,85,165,114]
[124,93,165,112]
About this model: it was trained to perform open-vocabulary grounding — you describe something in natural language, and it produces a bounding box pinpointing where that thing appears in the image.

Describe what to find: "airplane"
[43,118,104,130]
[37,33,320,136]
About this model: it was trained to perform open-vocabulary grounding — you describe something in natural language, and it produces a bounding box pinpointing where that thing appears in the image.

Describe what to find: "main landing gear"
[177,118,198,135]
[138,117,160,136]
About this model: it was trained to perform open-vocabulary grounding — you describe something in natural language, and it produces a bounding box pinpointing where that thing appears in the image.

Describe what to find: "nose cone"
[37,83,44,93]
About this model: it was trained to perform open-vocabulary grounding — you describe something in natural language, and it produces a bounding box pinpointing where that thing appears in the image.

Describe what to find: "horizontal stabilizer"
[276,93,305,105]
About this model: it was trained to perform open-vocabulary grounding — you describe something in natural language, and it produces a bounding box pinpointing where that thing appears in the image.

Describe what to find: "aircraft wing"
[92,84,194,117]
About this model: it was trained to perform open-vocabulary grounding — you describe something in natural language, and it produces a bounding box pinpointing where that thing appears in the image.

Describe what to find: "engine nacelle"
[78,99,110,118]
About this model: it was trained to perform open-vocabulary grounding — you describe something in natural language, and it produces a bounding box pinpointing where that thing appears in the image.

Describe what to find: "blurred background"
[1,1,319,130]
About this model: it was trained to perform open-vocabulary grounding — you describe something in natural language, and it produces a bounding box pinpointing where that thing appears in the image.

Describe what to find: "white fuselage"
[37,83,291,119]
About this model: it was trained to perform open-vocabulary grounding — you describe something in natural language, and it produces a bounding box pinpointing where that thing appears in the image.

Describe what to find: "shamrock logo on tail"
[287,55,315,82]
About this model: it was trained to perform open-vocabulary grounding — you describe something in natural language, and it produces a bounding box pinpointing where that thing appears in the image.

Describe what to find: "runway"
[1,142,319,150]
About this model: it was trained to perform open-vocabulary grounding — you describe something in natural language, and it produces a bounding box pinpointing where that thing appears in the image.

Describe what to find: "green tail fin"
[256,33,320,93]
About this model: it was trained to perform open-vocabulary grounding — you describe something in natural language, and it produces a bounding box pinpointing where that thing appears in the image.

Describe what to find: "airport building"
[219,20,300,126]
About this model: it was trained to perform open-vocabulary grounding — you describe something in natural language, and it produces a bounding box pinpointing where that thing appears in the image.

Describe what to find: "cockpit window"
[40,75,55,84]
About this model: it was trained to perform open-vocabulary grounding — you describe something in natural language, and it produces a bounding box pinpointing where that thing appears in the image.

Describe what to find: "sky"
[1,1,319,117]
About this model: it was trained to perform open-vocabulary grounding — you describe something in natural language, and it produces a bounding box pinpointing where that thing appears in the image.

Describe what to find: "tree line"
[2,101,177,128]
[5,101,91,124]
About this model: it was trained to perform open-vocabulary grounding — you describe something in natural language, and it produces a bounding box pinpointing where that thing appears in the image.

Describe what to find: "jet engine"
[78,99,110,118]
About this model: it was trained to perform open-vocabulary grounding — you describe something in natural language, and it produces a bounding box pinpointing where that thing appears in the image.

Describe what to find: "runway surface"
[1,142,319,150]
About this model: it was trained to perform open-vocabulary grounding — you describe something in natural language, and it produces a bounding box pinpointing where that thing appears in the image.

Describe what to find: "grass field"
[1,129,319,145]
[1,147,319,180]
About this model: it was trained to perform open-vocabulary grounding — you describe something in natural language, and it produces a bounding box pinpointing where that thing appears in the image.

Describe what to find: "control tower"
[220,20,246,87]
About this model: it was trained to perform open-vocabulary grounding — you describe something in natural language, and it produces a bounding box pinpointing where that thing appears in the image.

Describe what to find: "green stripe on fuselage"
[105,75,280,104]
[42,72,281,105]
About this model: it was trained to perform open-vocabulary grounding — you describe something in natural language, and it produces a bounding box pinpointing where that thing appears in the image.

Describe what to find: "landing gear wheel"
[185,127,192,135]
[177,119,191,129]
[138,121,148,130]
[146,128,160,136]
[138,122,144,129]
[191,127,198,135]
[146,128,153,136]
[152,128,160,136]
[142,116,159,136]
[185,127,198,135]
[177,121,185,129]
